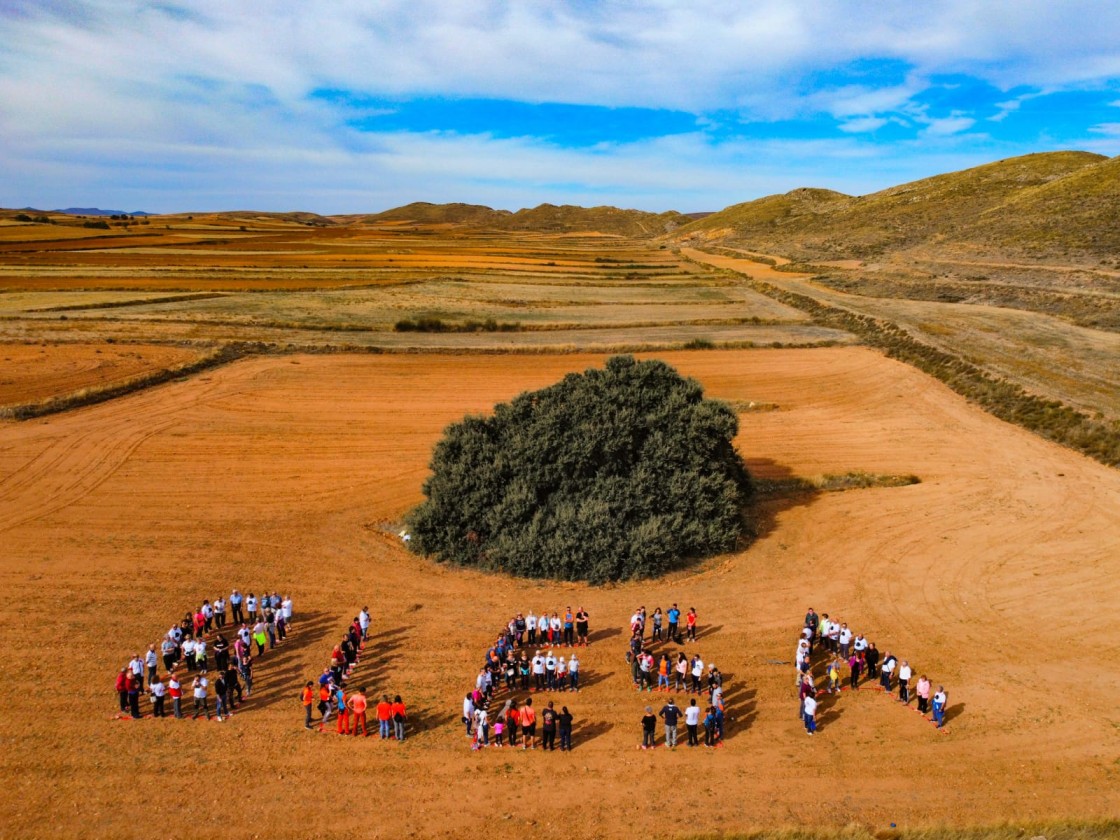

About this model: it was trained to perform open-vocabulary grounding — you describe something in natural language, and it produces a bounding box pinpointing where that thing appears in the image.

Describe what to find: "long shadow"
[721,682,756,738]
[587,627,622,644]
[741,457,822,548]
[814,689,845,730]
[408,704,459,733]
[694,623,724,641]
[573,668,615,690]
[944,702,965,724]
[571,719,612,749]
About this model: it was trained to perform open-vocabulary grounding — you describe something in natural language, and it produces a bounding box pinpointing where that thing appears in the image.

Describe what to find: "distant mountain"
[357,201,688,238]
[56,207,153,217]
[672,151,1112,259]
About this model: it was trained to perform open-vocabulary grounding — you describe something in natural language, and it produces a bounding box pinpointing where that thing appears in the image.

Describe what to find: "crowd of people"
[625,605,726,747]
[299,607,406,740]
[796,607,950,735]
[462,608,584,750]
[114,590,294,721]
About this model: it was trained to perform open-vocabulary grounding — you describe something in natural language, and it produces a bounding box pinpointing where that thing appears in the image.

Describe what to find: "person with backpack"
[702,706,717,746]
[880,652,896,692]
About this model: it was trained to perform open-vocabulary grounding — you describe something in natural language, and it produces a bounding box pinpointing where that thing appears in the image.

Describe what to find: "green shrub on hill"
[406,355,752,582]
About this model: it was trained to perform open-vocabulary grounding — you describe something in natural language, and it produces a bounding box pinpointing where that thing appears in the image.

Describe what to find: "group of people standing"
[626,604,726,748]
[797,608,950,735]
[300,607,406,740]
[461,609,579,750]
[115,590,294,722]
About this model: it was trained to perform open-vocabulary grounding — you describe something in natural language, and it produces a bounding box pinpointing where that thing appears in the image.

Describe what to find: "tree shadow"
[571,719,612,749]
[740,458,822,548]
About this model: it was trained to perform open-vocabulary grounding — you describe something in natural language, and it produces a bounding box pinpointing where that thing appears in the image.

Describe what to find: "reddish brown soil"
[0,342,201,407]
[0,348,1117,838]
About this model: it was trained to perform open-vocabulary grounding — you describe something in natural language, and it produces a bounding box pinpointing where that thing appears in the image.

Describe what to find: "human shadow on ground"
[740,457,822,548]
[572,719,612,748]
[944,702,964,724]
[814,689,845,730]
[587,626,621,644]
[694,623,724,642]
[721,681,756,738]
[408,704,459,733]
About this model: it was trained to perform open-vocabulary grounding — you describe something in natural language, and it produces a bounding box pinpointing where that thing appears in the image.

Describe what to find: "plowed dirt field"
[0,348,1117,839]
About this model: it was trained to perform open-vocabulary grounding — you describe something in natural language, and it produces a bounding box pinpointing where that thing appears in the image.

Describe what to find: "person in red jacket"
[391,695,406,741]
[115,668,129,714]
[376,695,393,739]
[686,608,698,642]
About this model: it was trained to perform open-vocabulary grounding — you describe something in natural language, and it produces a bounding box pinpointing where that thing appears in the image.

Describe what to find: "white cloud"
[2,1,1119,210]
[1088,122,1120,136]
[921,115,977,137]
[838,116,888,133]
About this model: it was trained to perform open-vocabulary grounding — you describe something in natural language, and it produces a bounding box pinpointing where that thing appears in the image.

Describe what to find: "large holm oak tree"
[406,355,752,583]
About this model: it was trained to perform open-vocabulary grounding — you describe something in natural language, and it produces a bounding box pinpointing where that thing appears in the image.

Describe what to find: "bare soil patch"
[0,348,1117,838]
[0,342,201,409]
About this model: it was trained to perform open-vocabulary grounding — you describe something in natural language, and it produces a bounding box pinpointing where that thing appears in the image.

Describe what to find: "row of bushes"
[393,317,520,333]
[742,276,1120,467]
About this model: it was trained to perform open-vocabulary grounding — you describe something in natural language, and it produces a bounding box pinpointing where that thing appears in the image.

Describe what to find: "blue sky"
[2,1,1120,213]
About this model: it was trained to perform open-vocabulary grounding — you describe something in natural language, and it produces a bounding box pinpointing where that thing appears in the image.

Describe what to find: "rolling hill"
[357,201,689,237]
[673,151,1114,260]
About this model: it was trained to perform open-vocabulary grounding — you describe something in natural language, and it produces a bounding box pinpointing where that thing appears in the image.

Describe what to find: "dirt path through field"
[0,348,1117,838]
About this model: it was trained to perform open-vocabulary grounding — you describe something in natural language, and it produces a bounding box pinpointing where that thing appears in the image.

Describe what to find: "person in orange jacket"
[376,695,393,739]
[301,681,314,730]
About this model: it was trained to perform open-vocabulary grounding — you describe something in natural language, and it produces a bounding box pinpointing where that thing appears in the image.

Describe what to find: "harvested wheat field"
[0,342,201,410]
[0,347,1117,839]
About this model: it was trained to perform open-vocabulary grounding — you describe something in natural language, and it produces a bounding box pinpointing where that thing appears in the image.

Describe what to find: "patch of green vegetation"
[406,355,752,582]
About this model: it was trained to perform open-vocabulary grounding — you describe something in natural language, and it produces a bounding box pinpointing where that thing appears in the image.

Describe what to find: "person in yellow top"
[301,681,315,729]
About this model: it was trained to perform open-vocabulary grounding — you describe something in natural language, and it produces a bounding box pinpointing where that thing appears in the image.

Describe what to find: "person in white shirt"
[282,596,293,625]
[897,661,913,704]
[192,675,210,720]
[358,607,371,641]
[149,674,167,718]
[246,593,258,622]
[201,600,214,633]
[853,634,868,655]
[803,694,817,734]
[474,706,489,746]
[932,686,948,728]
[213,596,226,628]
[838,624,853,657]
[880,653,896,691]
[128,654,144,688]
[144,645,158,686]
[819,615,832,651]
[526,612,538,645]
[556,657,567,690]
[685,698,702,746]
[462,693,475,736]
[567,653,580,691]
[181,638,196,672]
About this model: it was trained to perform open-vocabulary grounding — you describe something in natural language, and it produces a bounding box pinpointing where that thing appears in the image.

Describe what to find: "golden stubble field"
[1,347,1118,839]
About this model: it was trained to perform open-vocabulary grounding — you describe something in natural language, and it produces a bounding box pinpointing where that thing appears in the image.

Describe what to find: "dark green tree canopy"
[406,355,752,583]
